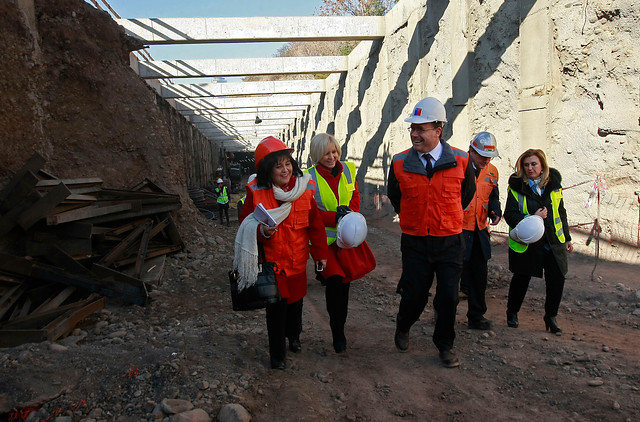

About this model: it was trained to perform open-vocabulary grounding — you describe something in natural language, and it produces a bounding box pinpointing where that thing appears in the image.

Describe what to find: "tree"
[318,0,397,16]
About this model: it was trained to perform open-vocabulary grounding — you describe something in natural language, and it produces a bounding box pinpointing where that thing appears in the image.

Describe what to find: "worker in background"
[387,97,476,368]
[461,132,502,330]
[215,178,230,226]
[237,174,257,222]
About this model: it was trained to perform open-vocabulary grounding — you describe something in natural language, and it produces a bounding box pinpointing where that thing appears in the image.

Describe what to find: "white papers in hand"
[254,203,277,227]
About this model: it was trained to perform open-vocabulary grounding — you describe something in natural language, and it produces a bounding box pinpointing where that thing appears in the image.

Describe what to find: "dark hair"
[256,150,302,188]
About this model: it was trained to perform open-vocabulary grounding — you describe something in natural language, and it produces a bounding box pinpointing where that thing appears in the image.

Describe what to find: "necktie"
[424,153,433,174]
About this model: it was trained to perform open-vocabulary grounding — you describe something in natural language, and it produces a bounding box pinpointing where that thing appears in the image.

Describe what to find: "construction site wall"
[291,0,639,263]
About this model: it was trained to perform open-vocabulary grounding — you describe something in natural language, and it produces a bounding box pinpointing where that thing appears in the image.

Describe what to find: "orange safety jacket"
[462,163,499,231]
[248,178,317,277]
[392,146,469,237]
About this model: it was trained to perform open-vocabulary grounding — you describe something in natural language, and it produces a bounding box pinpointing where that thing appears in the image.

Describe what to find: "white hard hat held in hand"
[510,215,545,244]
[336,212,368,249]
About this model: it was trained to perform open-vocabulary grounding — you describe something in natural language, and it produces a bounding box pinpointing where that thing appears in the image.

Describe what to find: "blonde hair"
[309,133,341,164]
[514,149,550,186]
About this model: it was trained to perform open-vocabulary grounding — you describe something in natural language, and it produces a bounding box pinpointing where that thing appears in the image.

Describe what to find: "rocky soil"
[1,205,639,421]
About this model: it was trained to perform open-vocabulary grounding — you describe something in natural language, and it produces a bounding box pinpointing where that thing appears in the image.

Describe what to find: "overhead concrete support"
[192,110,303,121]
[519,0,551,150]
[175,94,313,112]
[116,16,385,44]
[194,119,295,128]
[138,56,349,79]
[160,80,326,99]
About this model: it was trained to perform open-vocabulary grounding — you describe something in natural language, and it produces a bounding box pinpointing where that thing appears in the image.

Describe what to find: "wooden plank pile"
[0,153,184,347]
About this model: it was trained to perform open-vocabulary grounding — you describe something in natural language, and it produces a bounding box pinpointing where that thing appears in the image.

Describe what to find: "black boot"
[506,312,518,328]
[544,315,562,334]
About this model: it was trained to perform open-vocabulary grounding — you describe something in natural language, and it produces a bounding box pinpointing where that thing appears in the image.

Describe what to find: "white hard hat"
[216,178,223,184]
[247,173,257,184]
[336,212,368,249]
[509,215,545,244]
[405,97,447,124]
[470,132,500,158]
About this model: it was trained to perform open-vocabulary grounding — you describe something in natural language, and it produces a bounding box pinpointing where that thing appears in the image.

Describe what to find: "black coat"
[504,168,571,277]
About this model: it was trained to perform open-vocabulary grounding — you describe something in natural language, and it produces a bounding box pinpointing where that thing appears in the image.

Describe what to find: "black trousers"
[265,298,303,361]
[461,231,488,322]
[217,202,229,223]
[325,275,350,343]
[396,234,463,352]
[507,248,565,317]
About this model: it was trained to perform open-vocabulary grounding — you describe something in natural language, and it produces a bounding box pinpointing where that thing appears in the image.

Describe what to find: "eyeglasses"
[407,126,437,134]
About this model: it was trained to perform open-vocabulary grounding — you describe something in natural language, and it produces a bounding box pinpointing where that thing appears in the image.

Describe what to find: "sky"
[91,0,326,63]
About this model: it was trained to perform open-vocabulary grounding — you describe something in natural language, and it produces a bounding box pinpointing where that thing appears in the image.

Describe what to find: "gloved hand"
[335,205,352,224]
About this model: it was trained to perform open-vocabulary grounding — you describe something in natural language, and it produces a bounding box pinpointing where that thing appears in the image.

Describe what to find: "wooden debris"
[0,153,184,347]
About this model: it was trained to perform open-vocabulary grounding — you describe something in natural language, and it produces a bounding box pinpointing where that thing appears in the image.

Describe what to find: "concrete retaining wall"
[289,0,639,261]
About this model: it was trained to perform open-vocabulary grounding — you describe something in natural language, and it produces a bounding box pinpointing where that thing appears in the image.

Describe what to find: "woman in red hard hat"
[504,149,573,334]
[236,137,329,370]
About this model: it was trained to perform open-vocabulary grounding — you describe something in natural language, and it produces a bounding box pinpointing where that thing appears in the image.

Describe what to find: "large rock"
[216,403,251,422]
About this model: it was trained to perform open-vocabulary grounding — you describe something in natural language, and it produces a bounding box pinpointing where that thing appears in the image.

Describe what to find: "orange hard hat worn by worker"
[254,136,294,169]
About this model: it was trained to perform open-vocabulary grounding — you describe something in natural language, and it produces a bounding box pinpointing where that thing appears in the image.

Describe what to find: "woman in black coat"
[504,149,573,334]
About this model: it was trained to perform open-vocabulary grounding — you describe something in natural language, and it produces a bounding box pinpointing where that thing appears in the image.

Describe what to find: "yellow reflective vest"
[305,162,356,245]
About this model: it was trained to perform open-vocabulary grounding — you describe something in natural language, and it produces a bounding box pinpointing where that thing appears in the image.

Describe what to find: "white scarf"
[233,173,312,291]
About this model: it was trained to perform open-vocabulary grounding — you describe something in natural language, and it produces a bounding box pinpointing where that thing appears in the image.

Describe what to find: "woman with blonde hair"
[504,149,573,334]
[305,133,375,353]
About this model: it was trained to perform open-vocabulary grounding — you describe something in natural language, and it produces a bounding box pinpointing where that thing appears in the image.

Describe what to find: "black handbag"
[229,244,281,311]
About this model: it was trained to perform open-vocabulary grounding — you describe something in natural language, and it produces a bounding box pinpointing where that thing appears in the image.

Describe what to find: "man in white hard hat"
[461,132,502,331]
[387,97,476,368]
[215,178,230,226]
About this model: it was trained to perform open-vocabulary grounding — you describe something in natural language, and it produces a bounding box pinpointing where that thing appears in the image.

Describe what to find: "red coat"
[240,175,328,302]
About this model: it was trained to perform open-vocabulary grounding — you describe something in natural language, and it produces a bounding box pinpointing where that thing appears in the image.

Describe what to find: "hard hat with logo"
[254,136,294,169]
[509,215,545,244]
[336,212,368,249]
[216,178,224,184]
[470,132,500,158]
[405,97,447,124]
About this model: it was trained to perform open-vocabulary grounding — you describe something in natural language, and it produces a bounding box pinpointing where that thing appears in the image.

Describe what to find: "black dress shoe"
[394,328,409,352]
[507,312,519,328]
[289,339,301,353]
[468,318,493,330]
[333,338,347,354]
[544,315,562,335]
[270,358,286,370]
[439,349,460,368]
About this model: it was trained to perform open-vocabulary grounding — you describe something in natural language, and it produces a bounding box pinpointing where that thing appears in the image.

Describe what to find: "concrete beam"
[187,106,307,116]
[160,80,326,99]
[188,110,302,122]
[175,94,312,111]
[138,56,348,79]
[116,16,385,44]
[194,118,295,128]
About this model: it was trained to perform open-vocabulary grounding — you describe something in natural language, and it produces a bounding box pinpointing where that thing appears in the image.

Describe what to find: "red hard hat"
[254,136,293,169]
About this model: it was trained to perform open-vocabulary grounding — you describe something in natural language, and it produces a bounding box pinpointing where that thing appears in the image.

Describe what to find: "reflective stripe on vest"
[549,189,566,243]
[305,162,355,245]
[508,187,565,253]
[216,186,229,204]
